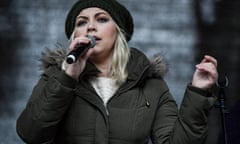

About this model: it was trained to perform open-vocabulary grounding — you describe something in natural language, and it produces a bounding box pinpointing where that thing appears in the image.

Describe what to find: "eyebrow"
[76,12,108,20]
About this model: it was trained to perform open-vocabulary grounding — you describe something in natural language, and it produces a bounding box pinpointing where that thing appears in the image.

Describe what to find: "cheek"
[102,25,117,41]
[104,31,117,50]
[74,28,85,38]
[108,26,117,37]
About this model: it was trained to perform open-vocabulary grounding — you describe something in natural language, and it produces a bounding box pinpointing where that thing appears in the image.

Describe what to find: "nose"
[87,21,96,32]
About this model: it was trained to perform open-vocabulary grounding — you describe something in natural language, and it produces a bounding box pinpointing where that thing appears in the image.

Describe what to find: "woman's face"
[74,7,117,59]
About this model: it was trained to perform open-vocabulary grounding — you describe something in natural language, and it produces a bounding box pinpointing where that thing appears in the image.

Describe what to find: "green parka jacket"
[17,48,215,144]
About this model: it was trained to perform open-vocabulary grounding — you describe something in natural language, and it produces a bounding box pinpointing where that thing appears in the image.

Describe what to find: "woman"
[16,0,218,144]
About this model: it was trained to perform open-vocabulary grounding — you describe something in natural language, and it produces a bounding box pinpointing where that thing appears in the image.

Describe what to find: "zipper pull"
[146,101,150,108]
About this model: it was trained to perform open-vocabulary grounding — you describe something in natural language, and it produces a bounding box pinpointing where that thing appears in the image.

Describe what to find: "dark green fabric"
[16,48,215,144]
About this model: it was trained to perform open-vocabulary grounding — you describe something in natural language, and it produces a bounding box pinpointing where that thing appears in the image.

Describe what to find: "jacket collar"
[39,47,167,81]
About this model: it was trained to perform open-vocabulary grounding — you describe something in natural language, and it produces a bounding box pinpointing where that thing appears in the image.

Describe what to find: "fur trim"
[149,54,167,77]
[39,47,167,77]
[40,46,67,71]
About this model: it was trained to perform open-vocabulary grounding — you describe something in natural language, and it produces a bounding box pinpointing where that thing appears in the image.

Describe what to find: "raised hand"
[192,55,218,89]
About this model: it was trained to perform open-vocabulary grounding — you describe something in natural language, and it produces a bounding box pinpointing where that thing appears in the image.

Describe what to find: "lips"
[93,36,101,41]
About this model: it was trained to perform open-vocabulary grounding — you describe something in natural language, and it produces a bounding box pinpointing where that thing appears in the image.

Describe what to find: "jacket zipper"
[106,65,151,114]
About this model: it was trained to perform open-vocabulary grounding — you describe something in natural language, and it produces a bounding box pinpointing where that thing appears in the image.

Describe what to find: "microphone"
[66,35,96,64]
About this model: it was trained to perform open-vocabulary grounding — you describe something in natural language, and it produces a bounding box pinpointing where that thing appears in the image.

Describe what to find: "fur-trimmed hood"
[40,47,167,78]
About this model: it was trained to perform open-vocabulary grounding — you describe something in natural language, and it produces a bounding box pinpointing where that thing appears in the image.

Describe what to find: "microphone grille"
[87,35,96,48]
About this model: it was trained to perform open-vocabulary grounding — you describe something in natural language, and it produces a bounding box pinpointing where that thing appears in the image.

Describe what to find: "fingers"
[198,55,216,72]
[199,55,218,76]
[69,36,90,51]
[196,61,219,81]
[68,36,93,63]
[201,55,218,67]
[196,62,217,75]
[199,55,218,77]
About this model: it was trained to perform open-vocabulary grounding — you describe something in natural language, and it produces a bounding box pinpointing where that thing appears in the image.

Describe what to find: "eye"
[76,20,87,27]
[97,17,109,23]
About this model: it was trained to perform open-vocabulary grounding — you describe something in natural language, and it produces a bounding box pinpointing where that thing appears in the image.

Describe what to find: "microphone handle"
[66,35,96,64]
[66,44,90,64]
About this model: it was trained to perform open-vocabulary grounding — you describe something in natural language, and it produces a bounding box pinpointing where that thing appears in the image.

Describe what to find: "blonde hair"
[68,25,130,84]
[110,25,130,84]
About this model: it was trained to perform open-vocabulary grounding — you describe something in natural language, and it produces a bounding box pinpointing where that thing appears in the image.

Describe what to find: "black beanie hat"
[65,0,134,41]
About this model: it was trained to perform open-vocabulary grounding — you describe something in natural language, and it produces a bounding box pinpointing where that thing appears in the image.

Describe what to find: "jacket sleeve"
[151,84,216,144]
[16,66,77,144]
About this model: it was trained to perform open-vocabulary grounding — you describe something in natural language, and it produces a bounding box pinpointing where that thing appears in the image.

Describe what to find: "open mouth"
[93,36,101,41]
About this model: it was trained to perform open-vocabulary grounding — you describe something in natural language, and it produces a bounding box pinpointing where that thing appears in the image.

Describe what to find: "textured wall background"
[0,0,239,143]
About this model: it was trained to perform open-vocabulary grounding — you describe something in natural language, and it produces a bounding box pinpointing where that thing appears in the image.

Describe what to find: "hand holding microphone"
[66,35,96,64]
[64,35,96,80]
